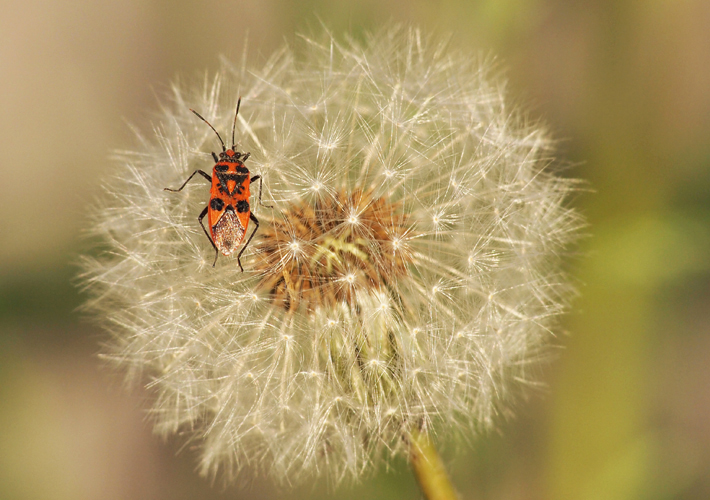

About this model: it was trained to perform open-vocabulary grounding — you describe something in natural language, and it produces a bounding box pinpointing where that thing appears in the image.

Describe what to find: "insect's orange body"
[164,98,269,270]
[208,149,253,256]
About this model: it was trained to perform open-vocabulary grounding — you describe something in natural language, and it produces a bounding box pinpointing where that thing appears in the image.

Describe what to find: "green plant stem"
[409,429,460,500]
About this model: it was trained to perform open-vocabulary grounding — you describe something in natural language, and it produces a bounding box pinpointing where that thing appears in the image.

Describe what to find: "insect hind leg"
[197,206,219,266]
[236,212,260,272]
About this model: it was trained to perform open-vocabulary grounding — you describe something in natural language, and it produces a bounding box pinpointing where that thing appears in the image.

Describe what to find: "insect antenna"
[190,109,226,152]
[231,97,241,150]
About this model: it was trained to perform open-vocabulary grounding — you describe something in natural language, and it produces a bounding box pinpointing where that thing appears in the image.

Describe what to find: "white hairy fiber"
[81,27,581,484]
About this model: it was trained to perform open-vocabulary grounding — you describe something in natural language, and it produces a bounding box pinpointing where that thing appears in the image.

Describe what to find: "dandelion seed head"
[81,26,581,484]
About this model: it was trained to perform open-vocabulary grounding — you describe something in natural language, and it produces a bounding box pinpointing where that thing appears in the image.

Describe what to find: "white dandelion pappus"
[80,27,581,484]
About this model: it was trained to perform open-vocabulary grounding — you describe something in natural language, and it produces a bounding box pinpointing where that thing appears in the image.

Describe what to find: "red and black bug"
[165,98,270,270]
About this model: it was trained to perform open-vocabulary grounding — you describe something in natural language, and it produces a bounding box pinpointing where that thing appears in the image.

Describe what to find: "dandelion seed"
[80,26,581,485]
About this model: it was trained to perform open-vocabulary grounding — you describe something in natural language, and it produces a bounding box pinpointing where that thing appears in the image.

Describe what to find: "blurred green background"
[2,1,709,499]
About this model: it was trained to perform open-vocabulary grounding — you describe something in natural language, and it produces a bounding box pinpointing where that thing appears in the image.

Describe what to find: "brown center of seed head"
[255,188,413,312]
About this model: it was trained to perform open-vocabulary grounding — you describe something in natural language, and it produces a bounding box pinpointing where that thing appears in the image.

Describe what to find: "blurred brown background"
[2,1,709,499]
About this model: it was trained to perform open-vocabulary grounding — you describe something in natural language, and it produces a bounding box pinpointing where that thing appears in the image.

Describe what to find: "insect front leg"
[250,175,273,208]
[236,212,260,272]
[197,205,220,267]
[164,169,212,192]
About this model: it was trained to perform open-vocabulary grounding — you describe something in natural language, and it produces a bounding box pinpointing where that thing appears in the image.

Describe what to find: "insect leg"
[164,170,212,192]
[236,212,260,272]
[250,175,273,208]
[197,205,219,267]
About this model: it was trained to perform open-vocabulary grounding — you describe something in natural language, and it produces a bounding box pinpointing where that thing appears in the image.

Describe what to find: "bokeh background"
[2,1,709,499]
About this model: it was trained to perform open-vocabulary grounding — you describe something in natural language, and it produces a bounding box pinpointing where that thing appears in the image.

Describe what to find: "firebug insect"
[165,98,270,270]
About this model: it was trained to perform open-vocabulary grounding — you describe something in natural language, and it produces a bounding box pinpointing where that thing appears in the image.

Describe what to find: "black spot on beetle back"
[236,200,250,213]
[210,198,225,211]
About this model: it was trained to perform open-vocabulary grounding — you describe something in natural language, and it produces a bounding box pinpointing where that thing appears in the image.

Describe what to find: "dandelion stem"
[409,429,459,500]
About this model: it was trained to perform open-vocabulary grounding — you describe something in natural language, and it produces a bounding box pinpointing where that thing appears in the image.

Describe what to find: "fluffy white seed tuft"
[81,27,581,484]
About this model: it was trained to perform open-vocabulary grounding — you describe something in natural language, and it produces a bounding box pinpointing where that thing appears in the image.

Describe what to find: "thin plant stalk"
[410,429,460,500]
